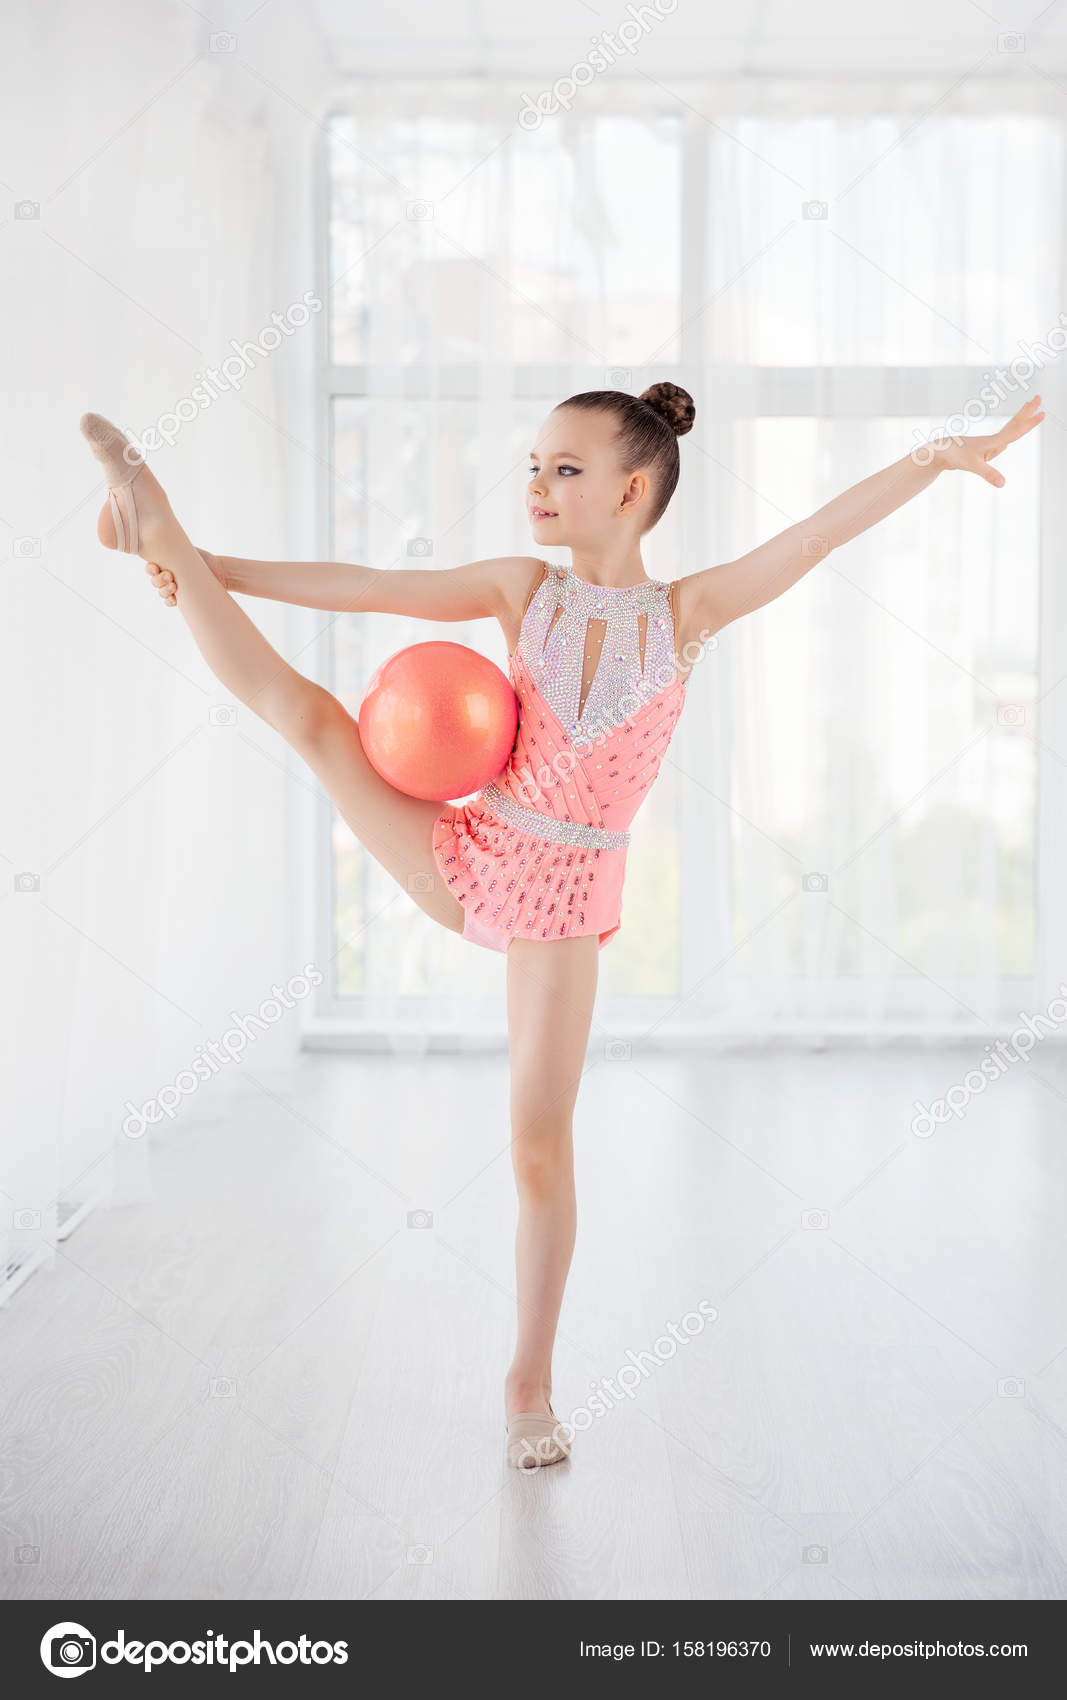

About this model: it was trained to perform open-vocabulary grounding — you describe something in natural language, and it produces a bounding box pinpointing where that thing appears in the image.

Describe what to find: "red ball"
[359,641,519,802]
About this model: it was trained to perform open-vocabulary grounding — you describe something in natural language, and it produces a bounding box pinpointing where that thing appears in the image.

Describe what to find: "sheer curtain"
[690,110,1056,1036]
[320,79,1062,1040]
[1,0,321,1285]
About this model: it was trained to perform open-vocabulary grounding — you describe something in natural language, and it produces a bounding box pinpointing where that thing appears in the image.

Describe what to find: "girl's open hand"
[924,395,1045,486]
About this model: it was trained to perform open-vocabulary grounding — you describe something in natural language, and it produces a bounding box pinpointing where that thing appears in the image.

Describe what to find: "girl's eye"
[527,464,579,476]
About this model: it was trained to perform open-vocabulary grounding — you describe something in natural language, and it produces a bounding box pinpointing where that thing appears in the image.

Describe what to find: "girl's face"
[526,406,648,546]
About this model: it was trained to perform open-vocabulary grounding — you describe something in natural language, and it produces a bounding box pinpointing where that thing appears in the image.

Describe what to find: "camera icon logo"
[407,871,434,894]
[802,872,828,894]
[15,200,40,220]
[210,30,237,51]
[14,1208,41,1230]
[209,704,238,727]
[997,1376,1025,1398]
[605,1039,631,1061]
[606,367,632,390]
[407,536,434,557]
[406,200,434,221]
[407,1209,433,1229]
[15,871,40,893]
[14,536,41,557]
[802,200,828,220]
[997,703,1026,729]
[407,1544,433,1563]
[40,1621,96,1674]
[802,1208,830,1230]
[803,1544,829,1564]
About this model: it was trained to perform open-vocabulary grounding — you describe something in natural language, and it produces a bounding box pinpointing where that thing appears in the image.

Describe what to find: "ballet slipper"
[505,1408,572,1470]
[79,412,145,553]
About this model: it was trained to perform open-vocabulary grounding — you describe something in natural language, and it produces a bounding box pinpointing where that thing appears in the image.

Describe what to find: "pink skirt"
[432,798,626,952]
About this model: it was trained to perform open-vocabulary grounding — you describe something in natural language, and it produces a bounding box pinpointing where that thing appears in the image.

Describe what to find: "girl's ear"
[619,470,649,515]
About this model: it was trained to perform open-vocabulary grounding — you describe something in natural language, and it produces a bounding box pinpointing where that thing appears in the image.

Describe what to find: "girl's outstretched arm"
[677,396,1044,645]
[148,550,543,633]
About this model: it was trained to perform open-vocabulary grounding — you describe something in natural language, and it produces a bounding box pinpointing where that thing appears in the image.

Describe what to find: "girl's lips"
[530,508,557,519]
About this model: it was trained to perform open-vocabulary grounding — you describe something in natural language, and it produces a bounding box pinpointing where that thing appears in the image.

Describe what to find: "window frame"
[304,88,1062,1043]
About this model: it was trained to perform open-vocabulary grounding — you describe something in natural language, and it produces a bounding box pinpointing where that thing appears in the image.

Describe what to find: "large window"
[317,87,1058,1034]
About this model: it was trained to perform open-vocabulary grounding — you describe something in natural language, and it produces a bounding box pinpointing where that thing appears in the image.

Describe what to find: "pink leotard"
[432,560,686,951]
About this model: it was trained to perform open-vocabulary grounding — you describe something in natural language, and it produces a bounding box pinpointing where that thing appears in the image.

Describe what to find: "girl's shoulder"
[518,558,563,618]
[486,557,554,653]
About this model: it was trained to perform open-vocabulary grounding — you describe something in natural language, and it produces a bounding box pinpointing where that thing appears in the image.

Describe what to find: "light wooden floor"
[3,1042,1067,1601]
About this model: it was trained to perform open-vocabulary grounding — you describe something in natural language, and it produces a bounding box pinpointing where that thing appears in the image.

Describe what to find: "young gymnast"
[81,383,1043,1468]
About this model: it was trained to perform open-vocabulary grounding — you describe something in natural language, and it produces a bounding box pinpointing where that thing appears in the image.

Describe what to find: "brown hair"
[558,381,696,530]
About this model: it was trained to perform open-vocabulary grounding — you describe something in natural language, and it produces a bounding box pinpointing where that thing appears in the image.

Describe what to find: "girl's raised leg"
[504,933,599,1424]
[84,428,464,935]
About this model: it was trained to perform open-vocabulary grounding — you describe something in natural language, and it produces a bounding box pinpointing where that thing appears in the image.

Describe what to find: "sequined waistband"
[479,781,630,850]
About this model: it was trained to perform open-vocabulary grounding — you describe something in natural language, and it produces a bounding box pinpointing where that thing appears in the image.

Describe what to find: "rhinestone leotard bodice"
[517,564,678,747]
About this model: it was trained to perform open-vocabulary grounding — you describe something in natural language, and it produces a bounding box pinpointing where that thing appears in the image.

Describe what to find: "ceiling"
[298,0,1067,77]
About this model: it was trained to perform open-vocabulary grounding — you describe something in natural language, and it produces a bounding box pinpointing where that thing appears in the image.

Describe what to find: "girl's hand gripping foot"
[145,549,224,607]
[146,562,177,606]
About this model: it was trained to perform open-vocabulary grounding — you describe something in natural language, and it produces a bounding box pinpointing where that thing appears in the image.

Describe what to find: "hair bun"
[639,380,695,437]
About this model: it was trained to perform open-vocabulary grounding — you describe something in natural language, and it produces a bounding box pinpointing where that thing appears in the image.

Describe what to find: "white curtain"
[0,0,324,1281]
[692,111,1057,1036]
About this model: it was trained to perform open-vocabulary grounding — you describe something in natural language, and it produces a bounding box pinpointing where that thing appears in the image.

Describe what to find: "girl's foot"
[80,413,173,559]
[504,1389,572,1471]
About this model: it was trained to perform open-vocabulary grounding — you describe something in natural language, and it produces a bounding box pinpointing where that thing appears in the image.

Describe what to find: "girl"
[81,383,1043,1469]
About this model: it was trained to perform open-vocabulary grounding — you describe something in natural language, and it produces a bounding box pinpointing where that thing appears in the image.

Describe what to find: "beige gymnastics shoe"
[80,412,146,553]
[505,1407,572,1470]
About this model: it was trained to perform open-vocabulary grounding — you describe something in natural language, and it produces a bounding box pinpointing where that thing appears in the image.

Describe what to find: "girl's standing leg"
[504,934,599,1421]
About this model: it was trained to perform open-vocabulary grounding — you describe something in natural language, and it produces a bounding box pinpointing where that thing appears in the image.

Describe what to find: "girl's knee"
[510,1119,573,1196]
[268,677,348,752]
